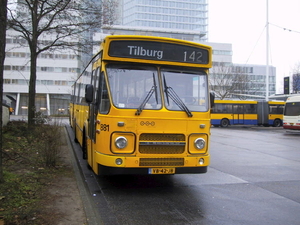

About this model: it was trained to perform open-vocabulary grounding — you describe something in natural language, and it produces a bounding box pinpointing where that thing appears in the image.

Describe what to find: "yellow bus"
[69,35,213,175]
[211,100,284,127]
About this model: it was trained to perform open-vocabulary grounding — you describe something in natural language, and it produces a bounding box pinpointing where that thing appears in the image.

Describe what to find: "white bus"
[283,95,300,130]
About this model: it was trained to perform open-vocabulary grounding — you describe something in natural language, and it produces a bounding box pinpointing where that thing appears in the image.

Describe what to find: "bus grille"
[139,158,184,167]
[139,133,186,154]
[140,133,185,141]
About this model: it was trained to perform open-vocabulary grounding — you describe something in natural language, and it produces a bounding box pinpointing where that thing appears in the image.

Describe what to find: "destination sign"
[108,40,209,64]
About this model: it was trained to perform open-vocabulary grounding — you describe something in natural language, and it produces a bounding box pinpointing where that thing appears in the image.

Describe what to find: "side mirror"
[85,84,94,103]
[210,92,215,108]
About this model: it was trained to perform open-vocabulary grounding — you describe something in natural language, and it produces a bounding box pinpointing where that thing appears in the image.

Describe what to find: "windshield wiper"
[135,86,156,115]
[136,74,158,116]
[163,75,193,117]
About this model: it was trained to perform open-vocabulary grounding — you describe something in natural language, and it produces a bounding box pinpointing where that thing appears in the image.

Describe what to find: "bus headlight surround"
[115,136,128,149]
[194,138,205,150]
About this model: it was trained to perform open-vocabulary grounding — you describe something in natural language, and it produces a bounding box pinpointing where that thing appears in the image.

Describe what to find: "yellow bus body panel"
[89,108,211,174]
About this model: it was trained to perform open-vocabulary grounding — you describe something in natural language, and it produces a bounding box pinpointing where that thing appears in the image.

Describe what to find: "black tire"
[87,163,92,170]
[220,119,229,128]
[273,119,281,127]
[82,131,87,160]
[73,121,78,143]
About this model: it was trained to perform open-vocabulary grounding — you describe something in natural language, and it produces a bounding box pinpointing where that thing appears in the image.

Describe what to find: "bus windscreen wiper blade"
[165,86,193,117]
[163,75,193,117]
[135,86,156,115]
[136,73,158,116]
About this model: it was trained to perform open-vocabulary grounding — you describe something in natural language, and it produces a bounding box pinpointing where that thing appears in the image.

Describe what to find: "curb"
[64,126,104,225]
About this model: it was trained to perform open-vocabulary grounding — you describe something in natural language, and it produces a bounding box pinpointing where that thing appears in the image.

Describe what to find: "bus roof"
[214,99,257,104]
[101,35,212,49]
[286,95,300,102]
[214,99,285,104]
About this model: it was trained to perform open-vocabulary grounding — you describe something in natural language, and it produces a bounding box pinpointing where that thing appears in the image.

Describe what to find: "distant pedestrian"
[9,107,14,115]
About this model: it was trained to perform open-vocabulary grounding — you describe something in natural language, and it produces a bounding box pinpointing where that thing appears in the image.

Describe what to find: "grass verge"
[0,121,65,224]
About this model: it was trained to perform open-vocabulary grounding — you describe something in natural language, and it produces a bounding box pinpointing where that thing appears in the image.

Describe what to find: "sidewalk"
[64,125,104,225]
[7,116,102,224]
[39,126,88,225]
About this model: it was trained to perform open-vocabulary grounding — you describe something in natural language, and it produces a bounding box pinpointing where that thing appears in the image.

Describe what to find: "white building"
[233,64,276,98]
[4,30,79,115]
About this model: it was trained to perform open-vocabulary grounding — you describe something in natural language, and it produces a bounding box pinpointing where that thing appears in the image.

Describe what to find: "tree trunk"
[28,1,38,126]
[28,51,37,126]
[0,0,8,183]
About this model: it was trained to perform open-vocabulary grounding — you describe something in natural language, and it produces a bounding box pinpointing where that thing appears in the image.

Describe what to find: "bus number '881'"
[100,124,109,131]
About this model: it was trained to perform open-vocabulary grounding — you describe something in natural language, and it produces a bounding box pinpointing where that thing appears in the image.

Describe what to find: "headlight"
[115,136,128,149]
[194,138,205,150]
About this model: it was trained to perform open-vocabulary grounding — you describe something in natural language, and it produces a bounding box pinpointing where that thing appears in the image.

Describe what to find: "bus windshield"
[162,68,208,113]
[107,64,208,113]
[284,102,300,116]
[107,64,162,110]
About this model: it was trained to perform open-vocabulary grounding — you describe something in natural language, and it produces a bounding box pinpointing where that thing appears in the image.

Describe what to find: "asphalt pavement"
[67,124,300,225]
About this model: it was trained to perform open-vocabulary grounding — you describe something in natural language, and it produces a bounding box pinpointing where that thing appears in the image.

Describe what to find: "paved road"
[68,126,300,225]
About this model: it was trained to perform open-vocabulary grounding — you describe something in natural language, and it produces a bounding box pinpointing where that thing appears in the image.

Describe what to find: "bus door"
[87,98,96,164]
[88,100,96,142]
[86,68,100,165]
[233,104,244,124]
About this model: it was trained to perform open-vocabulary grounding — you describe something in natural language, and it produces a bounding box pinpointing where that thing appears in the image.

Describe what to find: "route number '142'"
[183,51,203,62]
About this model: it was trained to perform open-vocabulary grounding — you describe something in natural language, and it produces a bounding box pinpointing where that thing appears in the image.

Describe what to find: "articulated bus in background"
[283,95,300,130]
[69,35,213,175]
[211,100,285,127]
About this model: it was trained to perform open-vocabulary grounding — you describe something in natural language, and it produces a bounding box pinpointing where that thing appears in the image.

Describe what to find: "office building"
[4,30,78,115]
[118,0,208,41]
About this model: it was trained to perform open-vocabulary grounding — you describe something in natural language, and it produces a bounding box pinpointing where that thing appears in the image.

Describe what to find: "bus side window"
[278,106,284,114]
[247,104,256,114]
[99,72,110,114]
[77,83,83,103]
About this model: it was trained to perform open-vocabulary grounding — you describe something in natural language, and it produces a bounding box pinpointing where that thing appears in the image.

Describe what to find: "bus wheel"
[73,120,78,143]
[82,133,87,160]
[273,119,281,127]
[220,119,229,128]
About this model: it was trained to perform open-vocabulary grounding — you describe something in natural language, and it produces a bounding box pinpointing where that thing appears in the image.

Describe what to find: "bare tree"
[0,0,8,183]
[292,63,300,94]
[103,0,119,26]
[292,73,300,93]
[7,0,118,126]
[210,64,250,99]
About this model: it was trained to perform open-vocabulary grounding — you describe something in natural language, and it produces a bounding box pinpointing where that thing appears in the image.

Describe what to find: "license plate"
[149,168,175,174]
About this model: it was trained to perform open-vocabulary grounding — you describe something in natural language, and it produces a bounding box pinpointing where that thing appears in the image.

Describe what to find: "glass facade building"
[121,0,208,41]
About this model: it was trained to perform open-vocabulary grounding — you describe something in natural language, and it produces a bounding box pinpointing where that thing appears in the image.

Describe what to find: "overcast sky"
[208,0,300,93]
